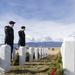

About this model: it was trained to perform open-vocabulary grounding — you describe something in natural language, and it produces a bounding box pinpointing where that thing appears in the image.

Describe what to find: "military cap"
[21,26,26,29]
[9,21,15,24]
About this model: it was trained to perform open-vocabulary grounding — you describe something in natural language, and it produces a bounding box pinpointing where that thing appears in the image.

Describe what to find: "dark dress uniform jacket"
[18,30,25,46]
[4,26,14,45]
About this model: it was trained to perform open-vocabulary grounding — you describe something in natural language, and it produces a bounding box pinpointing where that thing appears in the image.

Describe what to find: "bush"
[26,52,29,61]
[11,53,19,66]
[52,48,54,51]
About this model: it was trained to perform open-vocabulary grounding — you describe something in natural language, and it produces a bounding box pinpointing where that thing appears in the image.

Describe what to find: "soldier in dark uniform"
[4,21,15,60]
[18,26,26,47]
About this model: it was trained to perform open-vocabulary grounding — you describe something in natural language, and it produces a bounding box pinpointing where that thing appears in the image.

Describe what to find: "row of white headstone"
[19,47,48,65]
[0,45,49,74]
[61,37,75,75]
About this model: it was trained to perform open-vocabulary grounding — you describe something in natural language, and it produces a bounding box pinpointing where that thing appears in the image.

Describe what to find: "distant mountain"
[13,41,62,48]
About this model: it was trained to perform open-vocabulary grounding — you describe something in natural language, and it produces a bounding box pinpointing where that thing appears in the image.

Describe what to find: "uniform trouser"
[9,44,13,60]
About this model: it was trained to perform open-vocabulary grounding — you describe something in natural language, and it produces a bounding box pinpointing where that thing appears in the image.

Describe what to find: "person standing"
[18,26,26,47]
[4,21,15,60]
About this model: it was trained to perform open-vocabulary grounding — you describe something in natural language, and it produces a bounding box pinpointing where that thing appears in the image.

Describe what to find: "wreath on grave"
[47,52,65,75]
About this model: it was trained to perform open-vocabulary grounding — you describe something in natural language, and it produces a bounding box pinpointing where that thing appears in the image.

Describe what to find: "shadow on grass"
[7,68,49,74]
[25,63,51,65]
[4,55,56,75]
[32,55,55,62]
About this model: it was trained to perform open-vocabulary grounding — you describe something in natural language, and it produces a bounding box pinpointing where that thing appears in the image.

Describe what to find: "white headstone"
[29,47,34,62]
[44,48,48,57]
[19,47,26,66]
[34,48,38,60]
[43,48,45,57]
[60,43,63,56]
[62,37,75,75]
[0,45,11,74]
[39,48,42,59]
[42,48,44,58]
[60,43,64,63]
[46,48,49,56]
[12,48,16,59]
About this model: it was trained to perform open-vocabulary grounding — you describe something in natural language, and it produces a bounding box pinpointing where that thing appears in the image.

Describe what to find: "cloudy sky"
[0,0,75,43]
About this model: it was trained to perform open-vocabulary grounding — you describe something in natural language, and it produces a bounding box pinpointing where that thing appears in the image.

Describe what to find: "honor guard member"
[4,21,15,60]
[18,26,26,47]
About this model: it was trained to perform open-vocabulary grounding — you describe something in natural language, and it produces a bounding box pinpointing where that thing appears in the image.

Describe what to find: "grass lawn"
[3,47,60,75]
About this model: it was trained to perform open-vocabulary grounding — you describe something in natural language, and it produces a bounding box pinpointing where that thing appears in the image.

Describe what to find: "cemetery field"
[3,47,60,75]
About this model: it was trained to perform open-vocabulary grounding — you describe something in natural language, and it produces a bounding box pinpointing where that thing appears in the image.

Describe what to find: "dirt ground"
[3,47,60,75]
[48,47,60,55]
